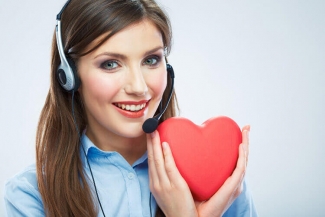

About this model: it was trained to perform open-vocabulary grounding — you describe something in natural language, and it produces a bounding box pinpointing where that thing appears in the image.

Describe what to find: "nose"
[124,65,148,96]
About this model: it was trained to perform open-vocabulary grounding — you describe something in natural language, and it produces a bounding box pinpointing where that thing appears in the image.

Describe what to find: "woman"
[5,0,257,216]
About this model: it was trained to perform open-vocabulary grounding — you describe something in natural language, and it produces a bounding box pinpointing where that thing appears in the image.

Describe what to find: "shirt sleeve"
[222,179,258,217]
[4,166,45,217]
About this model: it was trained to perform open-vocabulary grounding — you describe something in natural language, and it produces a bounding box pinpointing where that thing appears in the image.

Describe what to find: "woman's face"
[78,19,167,139]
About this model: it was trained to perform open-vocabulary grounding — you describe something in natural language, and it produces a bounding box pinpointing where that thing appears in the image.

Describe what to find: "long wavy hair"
[36,0,177,216]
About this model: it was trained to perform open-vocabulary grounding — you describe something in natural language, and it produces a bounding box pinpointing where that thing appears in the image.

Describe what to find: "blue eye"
[144,57,159,66]
[101,61,118,70]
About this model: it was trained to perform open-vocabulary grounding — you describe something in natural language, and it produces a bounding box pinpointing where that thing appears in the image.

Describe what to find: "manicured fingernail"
[150,131,156,139]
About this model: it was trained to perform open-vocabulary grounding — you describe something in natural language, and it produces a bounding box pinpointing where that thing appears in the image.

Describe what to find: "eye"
[100,61,119,70]
[144,56,159,66]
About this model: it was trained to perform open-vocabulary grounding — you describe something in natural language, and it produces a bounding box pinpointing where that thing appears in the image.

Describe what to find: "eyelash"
[100,61,119,71]
[100,55,162,71]
[144,56,161,66]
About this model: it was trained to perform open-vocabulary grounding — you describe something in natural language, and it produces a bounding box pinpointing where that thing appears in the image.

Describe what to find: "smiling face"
[77,19,167,146]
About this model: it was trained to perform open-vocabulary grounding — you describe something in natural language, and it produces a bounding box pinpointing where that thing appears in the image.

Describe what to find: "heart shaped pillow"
[157,116,242,201]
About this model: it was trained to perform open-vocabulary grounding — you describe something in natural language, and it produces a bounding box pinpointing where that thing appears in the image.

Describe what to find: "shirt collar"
[132,151,148,167]
[80,132,148,167]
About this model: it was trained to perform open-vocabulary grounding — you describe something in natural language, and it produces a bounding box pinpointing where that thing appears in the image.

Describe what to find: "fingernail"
[150,131,156,139]
[162,142,168,150]
[246,130,249,140]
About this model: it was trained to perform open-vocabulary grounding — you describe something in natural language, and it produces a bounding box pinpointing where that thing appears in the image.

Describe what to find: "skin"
[77,19,167,164]
[147,126,250,217]
[77,17,250,216]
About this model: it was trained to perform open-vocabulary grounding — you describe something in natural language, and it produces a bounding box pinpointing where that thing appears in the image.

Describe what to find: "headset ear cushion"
[67,57,81,91]
[57,68,67,86]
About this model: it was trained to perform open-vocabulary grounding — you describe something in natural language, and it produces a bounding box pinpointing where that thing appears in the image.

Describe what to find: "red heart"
[157,116,242,201]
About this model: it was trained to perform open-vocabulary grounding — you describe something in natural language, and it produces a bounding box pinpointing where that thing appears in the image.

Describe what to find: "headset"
[56,0,80,92]
[55,0,175,216]
[56,0,175,133]
[142,64,174,133]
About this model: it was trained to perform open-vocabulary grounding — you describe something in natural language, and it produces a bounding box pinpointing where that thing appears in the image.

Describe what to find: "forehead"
[89,19,164,57]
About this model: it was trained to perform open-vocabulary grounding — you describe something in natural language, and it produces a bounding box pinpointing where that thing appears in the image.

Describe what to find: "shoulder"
[4,164,45,216]
[5,164,39,198]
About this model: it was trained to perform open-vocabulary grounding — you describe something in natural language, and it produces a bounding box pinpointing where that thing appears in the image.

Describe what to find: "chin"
[114,122,147,138]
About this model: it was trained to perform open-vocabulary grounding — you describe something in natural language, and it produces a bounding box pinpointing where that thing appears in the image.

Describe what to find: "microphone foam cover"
[142,118,159,134]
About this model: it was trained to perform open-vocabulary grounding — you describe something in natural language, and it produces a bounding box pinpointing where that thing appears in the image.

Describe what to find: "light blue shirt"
[5,133,258,216]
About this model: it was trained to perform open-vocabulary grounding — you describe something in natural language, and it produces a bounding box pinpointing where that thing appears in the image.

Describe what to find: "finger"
[242,125,250,132]
[242,125,250,160]
[147,133,159,187]
[151,131,170,185]
[231,142,247,186]
[242,125,250,144]
[162,142,184,185]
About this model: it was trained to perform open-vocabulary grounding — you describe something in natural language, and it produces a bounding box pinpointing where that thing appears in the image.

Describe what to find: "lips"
[114,103,146,112]
[113,100,149,118]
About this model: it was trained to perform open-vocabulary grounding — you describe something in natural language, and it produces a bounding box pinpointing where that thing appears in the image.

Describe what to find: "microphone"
[142,64,175,133]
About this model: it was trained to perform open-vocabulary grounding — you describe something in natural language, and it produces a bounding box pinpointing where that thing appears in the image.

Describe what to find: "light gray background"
[1,0,324,216]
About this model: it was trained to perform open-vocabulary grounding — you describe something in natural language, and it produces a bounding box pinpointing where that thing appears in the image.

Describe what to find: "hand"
[147,131,198,217]
[194,125,250,217]
[147,125,250,217]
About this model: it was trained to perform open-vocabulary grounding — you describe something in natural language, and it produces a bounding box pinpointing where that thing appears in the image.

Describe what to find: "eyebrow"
[94,46,164,60]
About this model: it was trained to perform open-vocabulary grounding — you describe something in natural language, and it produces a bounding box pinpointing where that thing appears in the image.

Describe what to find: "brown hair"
[36,0,177,216]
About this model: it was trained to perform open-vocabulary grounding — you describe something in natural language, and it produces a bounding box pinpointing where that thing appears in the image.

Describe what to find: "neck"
[86,126,147,165]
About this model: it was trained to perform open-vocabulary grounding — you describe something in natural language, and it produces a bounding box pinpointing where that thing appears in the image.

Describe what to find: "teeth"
[115,103,146,112]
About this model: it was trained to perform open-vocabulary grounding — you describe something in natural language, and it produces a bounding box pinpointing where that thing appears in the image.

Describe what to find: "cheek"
[81,73,121,104]
[146,70,167,98]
